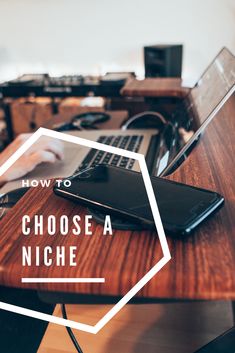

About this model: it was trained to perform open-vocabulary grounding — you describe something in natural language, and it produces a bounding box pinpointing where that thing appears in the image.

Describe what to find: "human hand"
[0,134,64,184]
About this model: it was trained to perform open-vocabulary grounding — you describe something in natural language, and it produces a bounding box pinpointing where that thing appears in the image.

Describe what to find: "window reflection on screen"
[176,48,235,140]
[164,48,235,171]
[189,48,235,128]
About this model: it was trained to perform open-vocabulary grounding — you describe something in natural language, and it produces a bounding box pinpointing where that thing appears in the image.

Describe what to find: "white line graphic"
[21,278,105,283]
[0,127,171,333]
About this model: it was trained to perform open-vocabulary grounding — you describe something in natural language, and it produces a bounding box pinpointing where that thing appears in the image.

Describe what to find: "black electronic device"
[121,111,167,130]
[54,112,110,131]
[144,44,183,77]
[0,187,30,220]
[54,165,224,235]
[193,326,235,353]
[0,72,134,98]
[162,47,235,175]
[100,72,135,85]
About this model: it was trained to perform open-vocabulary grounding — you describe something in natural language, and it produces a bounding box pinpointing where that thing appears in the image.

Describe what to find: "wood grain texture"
[0,94,234,300]
[121,78,189,98]
[0,187,163,296]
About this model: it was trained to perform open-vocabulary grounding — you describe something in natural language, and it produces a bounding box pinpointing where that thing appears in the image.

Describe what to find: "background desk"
[121,78,189,98]
[0,93,234,301]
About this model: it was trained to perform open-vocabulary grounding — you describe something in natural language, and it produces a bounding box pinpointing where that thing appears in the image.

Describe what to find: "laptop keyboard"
[73,134,143,174]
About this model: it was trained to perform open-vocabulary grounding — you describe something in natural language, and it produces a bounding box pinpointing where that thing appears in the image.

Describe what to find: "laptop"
[1,47,235,195]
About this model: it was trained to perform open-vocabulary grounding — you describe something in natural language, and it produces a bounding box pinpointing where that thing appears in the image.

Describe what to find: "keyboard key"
[74,134,143,174]
[97,136,106,143]
[119,157,129,168]
[127,159,135,169]
[111,155,121,166]
[112,136,121,144]
[103,153,113,164]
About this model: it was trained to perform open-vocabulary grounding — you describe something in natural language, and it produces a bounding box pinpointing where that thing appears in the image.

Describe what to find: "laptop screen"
[160,47,235,176]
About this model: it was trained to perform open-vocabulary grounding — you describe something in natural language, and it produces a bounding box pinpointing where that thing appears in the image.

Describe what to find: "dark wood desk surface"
[0,94,234,301]
[121,78,189,98]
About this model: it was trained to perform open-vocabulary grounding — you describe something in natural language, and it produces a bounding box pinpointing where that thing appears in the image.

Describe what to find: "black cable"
[61,304,84,353]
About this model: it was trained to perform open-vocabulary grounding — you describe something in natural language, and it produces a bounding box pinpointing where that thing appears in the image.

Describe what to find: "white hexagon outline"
[0,127,171,334]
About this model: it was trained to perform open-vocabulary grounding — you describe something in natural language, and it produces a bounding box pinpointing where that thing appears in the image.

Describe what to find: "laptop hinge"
[145,134,161,175]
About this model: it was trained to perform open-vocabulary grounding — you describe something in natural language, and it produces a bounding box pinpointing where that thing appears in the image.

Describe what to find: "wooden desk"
[121,78,189,98]
[0,94,234,301]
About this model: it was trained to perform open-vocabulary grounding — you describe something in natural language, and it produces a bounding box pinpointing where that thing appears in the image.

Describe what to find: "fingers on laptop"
[26,136,65,161]
[43,139,64,161]
[0,134,65,184]
[30,150,58,164]
[0,134,64,165]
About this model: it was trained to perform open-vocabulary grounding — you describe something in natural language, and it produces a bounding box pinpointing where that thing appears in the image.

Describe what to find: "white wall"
[0,0,234,84]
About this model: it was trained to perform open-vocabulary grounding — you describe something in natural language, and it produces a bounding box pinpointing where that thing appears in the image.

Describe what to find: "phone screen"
[55,165,223,233]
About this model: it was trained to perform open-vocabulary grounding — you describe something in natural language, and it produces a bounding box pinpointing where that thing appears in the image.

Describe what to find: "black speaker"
[144,44,183,78]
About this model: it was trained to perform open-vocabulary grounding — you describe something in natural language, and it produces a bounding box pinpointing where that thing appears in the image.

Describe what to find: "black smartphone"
[53,165,224,235]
